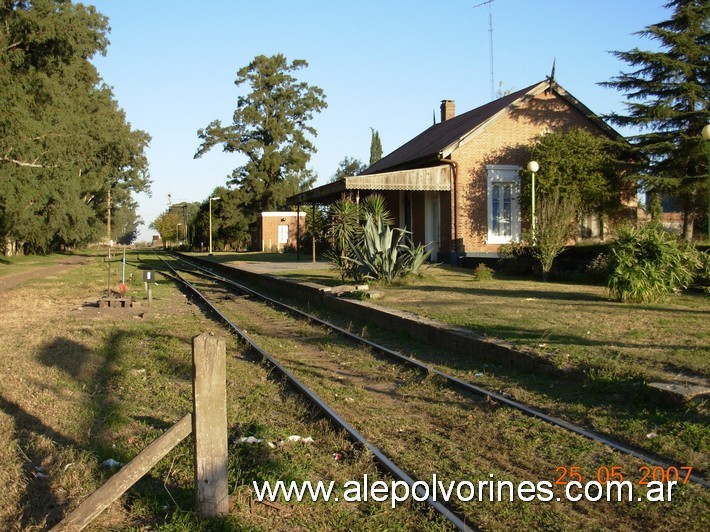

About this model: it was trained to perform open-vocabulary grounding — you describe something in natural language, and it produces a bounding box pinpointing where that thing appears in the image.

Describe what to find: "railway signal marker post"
[143,270,155,302]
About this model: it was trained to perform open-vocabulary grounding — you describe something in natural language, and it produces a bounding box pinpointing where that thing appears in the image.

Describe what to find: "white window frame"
[486,165,521,244]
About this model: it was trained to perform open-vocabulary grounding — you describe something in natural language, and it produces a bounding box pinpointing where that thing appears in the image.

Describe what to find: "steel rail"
[169,251,710,489]
[152,252,475,531]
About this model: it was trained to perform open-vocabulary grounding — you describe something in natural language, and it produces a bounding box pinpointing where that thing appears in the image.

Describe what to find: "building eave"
[287,165,452,206]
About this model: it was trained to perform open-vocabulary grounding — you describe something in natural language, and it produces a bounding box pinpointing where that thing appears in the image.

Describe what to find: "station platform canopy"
[287,165,452,206]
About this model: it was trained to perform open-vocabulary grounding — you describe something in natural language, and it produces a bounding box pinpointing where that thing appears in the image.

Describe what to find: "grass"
[275,263,709,383]
[2,251,708,529]
[0,250,89,277]
[230,262,709,478]
[178,279,709,530]
[0,250,448,530]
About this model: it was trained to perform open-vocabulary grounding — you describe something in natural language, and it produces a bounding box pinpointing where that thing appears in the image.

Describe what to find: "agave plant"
[347,214,430,283]
[326,194,430,283]
[404,240,431,276]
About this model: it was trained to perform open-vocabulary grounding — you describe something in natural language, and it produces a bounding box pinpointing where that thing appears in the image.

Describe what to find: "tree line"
[2,1,706,256]
[0,0,150,256]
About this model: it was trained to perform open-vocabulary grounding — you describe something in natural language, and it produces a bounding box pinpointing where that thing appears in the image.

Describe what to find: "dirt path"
[0,255,92,293]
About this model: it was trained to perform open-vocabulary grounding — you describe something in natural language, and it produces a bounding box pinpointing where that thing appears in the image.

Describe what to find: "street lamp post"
[527,160,540,241]
[209,196,221,255]
[702,125,710,241]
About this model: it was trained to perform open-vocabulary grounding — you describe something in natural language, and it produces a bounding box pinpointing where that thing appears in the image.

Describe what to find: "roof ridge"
[362,81,547,175]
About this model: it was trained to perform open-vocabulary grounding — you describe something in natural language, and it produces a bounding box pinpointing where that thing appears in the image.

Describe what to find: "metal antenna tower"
[474,0,495,100]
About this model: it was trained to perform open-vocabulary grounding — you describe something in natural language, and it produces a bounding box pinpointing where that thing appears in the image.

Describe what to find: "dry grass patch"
[180,271,709,530]
[257,264,709,478]
[0,253,449,530]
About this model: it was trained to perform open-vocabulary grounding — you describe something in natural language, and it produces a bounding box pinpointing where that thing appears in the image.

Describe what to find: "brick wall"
[257,213,306,252]
[451,90,609,253]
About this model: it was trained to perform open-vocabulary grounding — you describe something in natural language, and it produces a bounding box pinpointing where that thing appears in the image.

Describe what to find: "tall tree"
[369,128,383,166]
[600,0,710,240]
[195,54,326,241]
[0,0,150,254]
[149,210,180,247]
[525,128,632,237]
[187,187,252,252]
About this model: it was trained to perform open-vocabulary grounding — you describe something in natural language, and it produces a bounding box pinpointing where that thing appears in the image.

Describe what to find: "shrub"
[529,191,578,281]
[325,198,362,282]
[696,252,710,294]
[497,242,535,275]
[326,194,429,283]
[607,223,703,303]
[325,194,395,282]
[471,263,494,281]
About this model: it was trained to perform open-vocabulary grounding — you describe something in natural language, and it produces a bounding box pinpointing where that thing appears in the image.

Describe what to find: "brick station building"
[289,78,636,264]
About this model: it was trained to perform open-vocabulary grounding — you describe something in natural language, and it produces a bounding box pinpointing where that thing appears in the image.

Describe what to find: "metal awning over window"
[288,165,452,205]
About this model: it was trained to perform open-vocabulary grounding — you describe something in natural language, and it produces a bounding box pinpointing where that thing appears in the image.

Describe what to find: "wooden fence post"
[192,333,229,518]
[52,414,193,531]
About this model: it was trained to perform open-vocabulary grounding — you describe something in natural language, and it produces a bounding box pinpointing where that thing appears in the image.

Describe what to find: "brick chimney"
[440,100,455,122]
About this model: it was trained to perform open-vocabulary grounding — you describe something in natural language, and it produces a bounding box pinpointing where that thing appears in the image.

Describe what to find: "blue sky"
[88,0,668,241]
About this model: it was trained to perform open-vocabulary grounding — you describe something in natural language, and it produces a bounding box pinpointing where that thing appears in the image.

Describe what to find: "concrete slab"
[647,382,710,404]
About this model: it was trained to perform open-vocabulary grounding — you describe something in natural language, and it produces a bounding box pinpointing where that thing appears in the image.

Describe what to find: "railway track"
[146,251,708,530]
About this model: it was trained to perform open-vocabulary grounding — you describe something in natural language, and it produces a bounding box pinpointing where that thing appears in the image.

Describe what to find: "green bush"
[327,194,429,284]
[529,191,579,281]
[498,241,536,275]
[326,194,396,282]
[471,263,494,281]
[607,223,703,302]
[697,252,710,293]
[325,197,362,282]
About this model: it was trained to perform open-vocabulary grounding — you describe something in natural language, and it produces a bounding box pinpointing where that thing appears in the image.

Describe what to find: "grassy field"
[1,250,708,529]
[0,252,83,277]
[190,269,708,530]
[264,258,708,380]
[0,252,447,530]
[206,256,709,478]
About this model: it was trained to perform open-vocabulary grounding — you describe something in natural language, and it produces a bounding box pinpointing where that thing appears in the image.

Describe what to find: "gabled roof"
[362,79,621,175]
[287,78,621,206]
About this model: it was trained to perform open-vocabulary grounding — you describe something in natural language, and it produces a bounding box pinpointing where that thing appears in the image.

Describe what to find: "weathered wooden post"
[52,414,193,531]
[192,333,229,518]
[312,204,317,264]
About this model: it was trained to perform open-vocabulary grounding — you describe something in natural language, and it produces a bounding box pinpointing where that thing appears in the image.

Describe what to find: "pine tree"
[369,128,383,166]
[600,0,710,239]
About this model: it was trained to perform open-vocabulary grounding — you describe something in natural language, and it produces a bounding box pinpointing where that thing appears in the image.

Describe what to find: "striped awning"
[288,165,451,205]
[344,165,451,191]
